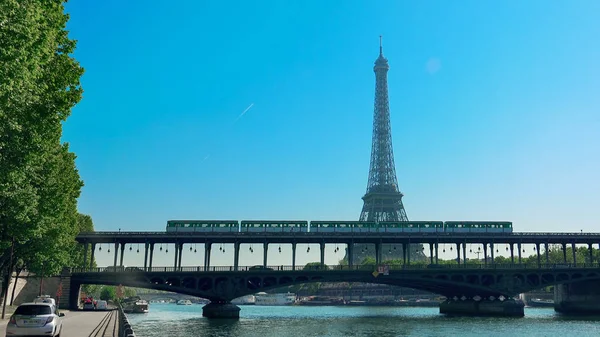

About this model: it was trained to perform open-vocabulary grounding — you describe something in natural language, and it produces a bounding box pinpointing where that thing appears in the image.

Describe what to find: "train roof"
[167,220,239,225]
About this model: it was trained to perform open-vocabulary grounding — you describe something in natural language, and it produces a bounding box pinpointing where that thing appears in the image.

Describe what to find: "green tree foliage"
[0,0,85,297]
[100,287,116,301]
[303,262,330,270]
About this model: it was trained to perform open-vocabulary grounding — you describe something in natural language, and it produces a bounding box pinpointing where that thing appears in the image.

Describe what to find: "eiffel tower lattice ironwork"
[359,37,409,223]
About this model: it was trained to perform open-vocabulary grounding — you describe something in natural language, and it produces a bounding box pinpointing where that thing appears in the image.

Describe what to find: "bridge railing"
[77,231,600,236]
[71,263,600,274]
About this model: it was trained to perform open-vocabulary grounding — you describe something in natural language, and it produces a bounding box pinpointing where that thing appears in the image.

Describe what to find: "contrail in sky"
[234,103,254,123]
[203,154,210,161]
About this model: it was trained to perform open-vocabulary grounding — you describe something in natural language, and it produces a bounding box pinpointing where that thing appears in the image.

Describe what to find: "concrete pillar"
[435,242,439,264]
[347,242,353,268]
[173,243,179,269]
[234,242,240,271]
[89,244,96,270]
[423,243,430,265]
[462,242,467,265]
[119,243,125,267]
[407,241,411,265]
[149,243,155,270]
[483,243,488,265]
[588,243,593,264]
[375,243,381,265]
[178,243,183,270]
[572,243,577,266]
[490,243,495,263]
[555,280,600,314]
[518,243,522,264]
[292,242,297,270]
[113,243,118,267]
[510,243,515,264]
[456,243,461,265]
[536,243,541,267]
[320,242,325,267]
[402,244,407,265]
[545,242,549,264]
[143,243,149,271]
[205,243,212,271]
[562,243,567,263]
[263,243,268,268]
[83,243,88,268]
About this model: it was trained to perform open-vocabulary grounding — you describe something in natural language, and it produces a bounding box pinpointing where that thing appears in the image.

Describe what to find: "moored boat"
[123,297,149,313]
[254,292,296,306]
[176,299,193,305]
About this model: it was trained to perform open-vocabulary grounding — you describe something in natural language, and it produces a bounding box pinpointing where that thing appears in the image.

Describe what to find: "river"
[127,303,600,336]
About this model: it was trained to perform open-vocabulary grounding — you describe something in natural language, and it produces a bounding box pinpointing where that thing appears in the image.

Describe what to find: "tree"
[100,287,116,301]
[0,0,84,302]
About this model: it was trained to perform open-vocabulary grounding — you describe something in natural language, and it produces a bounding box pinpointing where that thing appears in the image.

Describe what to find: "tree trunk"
[9,268,22,306]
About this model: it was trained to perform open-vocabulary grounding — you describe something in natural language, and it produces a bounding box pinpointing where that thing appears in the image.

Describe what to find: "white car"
[96,300,108,311]
[33,295,56,307]
[5,302,64,337]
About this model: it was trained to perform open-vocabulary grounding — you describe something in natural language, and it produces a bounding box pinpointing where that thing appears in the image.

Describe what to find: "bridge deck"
[76,231,600,245]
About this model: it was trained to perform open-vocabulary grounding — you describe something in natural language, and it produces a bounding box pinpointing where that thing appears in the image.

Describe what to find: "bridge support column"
[545,242,549,264]
[113,243,118,267]
[234,242,240,271]
[149,243,155,270]
[202,302,240,319]
[292,243,297,270]
[402,244,407,265]
[483,244,488,265]
[490,243,494,262]
[173,243,179,270]
[429,243,434,265]
[536,243,541,267]
[320,242,325,267]
[205,243,212,271]
[555,280,600,314]
[510,244,515,264]
[562,243,567,263]
[588,243,593,264]
[83,243,88,268]
[572,243,577,266]
[144,243,149,271]
[347,243,353,268]
[89,244,95,270]
[440,298,524,317]
[518,243,522,264]
[435,242,439,264]
[119,243,125,267]
[375,243,381,265]
[462,242,467,265]
[178,243,183,270]
[455,243,461,265]
[263,243,268,268]
[406,242,411,265]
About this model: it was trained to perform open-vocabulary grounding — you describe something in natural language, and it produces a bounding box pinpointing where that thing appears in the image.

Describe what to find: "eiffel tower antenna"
[359,37,409,222]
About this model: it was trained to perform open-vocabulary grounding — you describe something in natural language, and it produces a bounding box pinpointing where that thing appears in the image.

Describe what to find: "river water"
[128,303,600,337]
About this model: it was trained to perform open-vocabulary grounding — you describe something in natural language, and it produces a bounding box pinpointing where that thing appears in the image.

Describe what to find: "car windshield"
[14,305,52,316]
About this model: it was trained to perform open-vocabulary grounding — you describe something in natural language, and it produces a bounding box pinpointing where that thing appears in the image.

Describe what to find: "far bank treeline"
[0,1,91,300]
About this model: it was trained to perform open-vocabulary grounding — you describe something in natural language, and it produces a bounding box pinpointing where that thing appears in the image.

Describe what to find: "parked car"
[249,265,274,271]
[5,302,64,337]
[96,300,108,311]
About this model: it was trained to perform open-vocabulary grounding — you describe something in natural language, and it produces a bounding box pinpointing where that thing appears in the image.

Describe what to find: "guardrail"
[71,263,600,274]
[117,303,136,337]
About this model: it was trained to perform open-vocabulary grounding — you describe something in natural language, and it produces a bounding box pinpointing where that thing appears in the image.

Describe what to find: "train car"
[166,220,239,233]
[377,221,444,233]
[352,222,378,233]
[309,221,365,233]
[240,221,309,233]
[443,221,513,233]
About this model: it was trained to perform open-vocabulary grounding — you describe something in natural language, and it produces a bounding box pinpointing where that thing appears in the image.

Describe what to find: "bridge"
[71,231,600,317]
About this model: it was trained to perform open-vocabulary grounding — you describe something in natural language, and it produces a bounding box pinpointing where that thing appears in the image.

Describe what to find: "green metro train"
[166,220,513,233]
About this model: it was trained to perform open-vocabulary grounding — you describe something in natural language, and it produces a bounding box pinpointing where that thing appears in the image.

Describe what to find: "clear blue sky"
[63,1,600,266]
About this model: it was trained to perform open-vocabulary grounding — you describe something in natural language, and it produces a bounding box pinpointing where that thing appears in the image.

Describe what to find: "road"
[1,310,118,337]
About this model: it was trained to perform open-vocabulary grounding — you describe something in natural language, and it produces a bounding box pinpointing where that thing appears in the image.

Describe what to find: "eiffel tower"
[349,37,422,263]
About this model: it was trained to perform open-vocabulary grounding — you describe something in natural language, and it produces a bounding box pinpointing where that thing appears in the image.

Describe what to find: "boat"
[528,298,554,308]
[254,292,296,306]
[176,299,193,305]
[232,295,255,305]
[122,297,149,313]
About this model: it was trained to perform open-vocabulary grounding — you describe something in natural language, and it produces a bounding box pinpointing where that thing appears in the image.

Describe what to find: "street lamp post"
[39,262,45,296]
